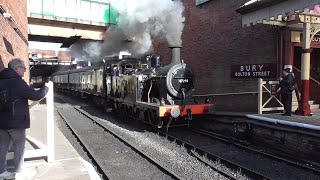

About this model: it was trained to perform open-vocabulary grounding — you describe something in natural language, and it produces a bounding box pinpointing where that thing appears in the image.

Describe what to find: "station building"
[154,0,320,114]
[1,0,319,114]
[0,0,29,82]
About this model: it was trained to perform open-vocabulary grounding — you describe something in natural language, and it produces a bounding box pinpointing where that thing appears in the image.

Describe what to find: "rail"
[157,129,271,179]
[293,66,320,85]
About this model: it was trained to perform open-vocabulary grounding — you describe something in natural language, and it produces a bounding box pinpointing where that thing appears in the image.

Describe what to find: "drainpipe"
[279,28,284,78]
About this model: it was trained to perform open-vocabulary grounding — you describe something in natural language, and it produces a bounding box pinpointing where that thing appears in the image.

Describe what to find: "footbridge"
[28,0,117,44]
[27,0,117,78]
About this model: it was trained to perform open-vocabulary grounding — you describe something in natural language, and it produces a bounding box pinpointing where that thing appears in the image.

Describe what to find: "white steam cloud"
[68,41,103,61]
[69,0,185,61]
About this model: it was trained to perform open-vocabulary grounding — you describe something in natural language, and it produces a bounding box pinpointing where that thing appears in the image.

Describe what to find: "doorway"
[293,46,320,102]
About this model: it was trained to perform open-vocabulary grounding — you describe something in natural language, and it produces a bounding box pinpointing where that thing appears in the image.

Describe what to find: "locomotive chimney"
[170,46,182,65]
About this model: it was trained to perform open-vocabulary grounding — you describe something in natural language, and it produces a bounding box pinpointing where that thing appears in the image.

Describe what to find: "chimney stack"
[170,46,182,65]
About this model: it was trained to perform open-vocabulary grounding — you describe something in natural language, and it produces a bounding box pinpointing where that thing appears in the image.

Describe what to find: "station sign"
[231,63,277,79]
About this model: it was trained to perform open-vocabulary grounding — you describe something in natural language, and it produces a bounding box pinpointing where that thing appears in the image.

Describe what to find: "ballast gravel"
[91,115,229,180]
[54,96,230,180]
[55,105,173,180]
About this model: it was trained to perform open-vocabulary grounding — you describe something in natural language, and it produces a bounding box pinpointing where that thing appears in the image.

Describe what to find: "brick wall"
[154,0,279,112]
[0,0,29,82]
[29,49,73,61]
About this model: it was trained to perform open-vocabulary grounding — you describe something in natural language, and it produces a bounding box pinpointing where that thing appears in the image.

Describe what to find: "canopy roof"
[236,0,320,27]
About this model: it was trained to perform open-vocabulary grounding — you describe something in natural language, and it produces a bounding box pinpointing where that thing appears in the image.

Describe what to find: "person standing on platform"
[0,58,48,180]
[279,68,295,116]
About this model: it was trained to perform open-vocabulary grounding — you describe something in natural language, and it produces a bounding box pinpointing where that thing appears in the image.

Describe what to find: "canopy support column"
[297,22,312,116]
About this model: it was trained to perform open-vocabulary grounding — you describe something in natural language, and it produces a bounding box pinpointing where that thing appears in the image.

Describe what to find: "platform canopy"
[236,0,320,27]
[236,0,320,116]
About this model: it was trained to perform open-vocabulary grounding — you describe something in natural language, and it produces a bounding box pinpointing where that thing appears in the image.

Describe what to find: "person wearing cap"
[279,68,295,116]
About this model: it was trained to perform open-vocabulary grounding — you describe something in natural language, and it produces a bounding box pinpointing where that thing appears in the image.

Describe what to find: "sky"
[29,41,64,51]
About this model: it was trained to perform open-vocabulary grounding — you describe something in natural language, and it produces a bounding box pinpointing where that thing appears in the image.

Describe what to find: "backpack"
[0,89,10,111]
[0,78,14,112]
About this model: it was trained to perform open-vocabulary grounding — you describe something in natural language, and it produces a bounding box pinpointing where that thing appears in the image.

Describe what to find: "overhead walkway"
[28,0,118,44]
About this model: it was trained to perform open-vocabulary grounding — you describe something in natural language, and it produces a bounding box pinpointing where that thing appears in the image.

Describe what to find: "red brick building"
[29,49,73,62]
[0,1,29,82]
[154,0,279,112]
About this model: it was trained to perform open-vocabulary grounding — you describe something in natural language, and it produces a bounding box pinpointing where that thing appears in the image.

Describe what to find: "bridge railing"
[28,0,117,25]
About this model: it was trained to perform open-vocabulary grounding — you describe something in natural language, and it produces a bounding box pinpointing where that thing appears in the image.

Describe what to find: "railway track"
[54,94,319,179]
[55,97,179,180]
[54,95,236,180]
[160,127,320,180]
[189,127,320,176]
[156,129,271,180]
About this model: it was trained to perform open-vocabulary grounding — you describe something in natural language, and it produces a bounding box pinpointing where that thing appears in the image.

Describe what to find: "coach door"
[96,68,103,93]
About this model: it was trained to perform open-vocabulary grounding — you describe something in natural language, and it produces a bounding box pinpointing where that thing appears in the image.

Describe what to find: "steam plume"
[69,0,185,61]
[103,0,185,56]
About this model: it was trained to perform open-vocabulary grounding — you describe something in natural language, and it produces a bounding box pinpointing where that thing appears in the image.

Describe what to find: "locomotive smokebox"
[170,46,182,65]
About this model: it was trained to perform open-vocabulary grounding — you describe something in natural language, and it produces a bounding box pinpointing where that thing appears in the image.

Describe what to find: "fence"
[258,78,284,114]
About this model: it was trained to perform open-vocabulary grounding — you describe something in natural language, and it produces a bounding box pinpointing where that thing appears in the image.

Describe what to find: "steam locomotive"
[52,47,214,130]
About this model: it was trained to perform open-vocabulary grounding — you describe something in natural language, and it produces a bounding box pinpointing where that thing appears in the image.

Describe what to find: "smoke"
[103,0,185,57]
[68,41,103,62]
[69,0,185,61]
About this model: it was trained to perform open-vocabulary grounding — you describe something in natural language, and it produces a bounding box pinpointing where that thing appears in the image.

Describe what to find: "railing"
[293,66,320,85]
[28,0,117,25]
[30,61,72,66]
[7,82,55,163]
[258,78,284,114]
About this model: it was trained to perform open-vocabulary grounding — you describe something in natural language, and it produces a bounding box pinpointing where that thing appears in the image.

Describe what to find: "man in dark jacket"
[279,68,295,116]
[0,58,48,179]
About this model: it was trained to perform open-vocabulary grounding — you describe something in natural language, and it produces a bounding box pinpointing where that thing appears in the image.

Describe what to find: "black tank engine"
[52,46,214,130]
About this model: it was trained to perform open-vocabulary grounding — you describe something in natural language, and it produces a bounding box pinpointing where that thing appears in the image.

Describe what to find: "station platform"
[6,103,101,180]
[250,109,320,129]
[215,109,320,130]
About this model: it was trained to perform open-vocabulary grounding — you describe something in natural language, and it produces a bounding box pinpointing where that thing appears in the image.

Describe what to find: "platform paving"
[215,108,320,129]
[11,103,101,180]
[249,109,320,128]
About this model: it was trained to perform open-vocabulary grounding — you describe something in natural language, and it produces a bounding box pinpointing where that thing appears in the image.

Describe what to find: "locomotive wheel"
[104,105,113,113]
[144,110,151,123]
[120,105,128,121]
[147,110,162,128]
